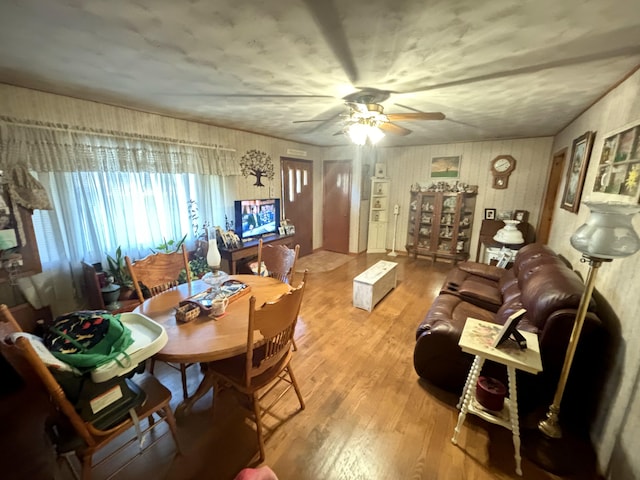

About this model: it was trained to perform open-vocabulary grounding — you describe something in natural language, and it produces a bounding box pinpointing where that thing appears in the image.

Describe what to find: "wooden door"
[281,157,313,257]
[537,148,567,243]
[322,161,351,253]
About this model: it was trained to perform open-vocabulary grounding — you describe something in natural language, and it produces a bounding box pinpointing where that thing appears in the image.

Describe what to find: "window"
[32,170,227,267]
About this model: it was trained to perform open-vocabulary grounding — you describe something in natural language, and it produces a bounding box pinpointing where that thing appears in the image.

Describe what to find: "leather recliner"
[414,243,604,416]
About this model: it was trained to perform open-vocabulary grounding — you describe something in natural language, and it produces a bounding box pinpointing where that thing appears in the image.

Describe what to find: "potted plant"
[106,246,134,299]
[152,234,187,254]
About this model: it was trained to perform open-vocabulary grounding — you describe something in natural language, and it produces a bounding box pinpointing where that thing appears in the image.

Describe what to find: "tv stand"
[220,233,295,274]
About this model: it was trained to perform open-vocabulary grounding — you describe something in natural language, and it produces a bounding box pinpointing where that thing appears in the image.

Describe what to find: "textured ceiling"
[1,0,639,147]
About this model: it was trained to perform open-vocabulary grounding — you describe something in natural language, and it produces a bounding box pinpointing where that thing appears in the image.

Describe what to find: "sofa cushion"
[495,297,538,334]
[512,243,558,276]
[498,269,519,302]
[456,262,506,282]
[414,293,496,390]
[519,264,587,331]
[457,280,503,310]
[441,262,507,312]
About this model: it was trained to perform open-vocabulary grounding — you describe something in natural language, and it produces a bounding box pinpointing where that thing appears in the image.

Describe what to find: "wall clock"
[490,155,516,189]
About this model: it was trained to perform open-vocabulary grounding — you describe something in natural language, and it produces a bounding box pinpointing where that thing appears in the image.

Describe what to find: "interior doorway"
[322,161,351,253]
[281,157,313,257]
[537,148,567,243]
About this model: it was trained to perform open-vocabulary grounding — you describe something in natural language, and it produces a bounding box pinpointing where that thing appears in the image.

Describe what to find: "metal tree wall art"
[240,149,274,187]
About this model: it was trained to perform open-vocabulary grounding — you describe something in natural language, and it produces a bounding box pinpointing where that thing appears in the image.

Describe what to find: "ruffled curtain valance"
[0,116,239,176]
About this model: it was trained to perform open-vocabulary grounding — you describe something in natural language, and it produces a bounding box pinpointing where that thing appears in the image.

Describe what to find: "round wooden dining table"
[134,274,291,414]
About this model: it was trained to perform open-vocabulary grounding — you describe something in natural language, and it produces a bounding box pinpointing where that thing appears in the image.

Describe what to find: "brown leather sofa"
[414,243,604,414]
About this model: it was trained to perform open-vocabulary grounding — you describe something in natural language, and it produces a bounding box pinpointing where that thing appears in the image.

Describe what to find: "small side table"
[451,317,542,476]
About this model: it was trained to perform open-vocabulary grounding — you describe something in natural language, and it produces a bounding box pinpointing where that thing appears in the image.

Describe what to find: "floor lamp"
[538,201,640,438]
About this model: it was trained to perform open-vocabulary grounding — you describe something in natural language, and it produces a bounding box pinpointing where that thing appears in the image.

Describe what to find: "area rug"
[295,250,354,273]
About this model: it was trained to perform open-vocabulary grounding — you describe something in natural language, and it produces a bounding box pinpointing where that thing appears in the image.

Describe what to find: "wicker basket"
[175,302,200,323]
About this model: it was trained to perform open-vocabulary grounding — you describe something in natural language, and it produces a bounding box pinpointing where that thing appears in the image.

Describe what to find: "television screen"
[234,198,281,240]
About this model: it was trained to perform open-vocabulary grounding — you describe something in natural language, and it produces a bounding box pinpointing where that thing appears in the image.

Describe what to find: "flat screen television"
[234,198,281,240]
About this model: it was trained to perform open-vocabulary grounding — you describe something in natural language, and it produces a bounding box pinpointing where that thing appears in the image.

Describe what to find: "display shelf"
[367,177,390,253]
[406,190,477,263]
[468,395,512,429]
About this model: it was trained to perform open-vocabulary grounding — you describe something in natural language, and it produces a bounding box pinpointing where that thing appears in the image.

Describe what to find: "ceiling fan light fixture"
[346,122,368,145]
[345,122,384,146]
[368,125,385,144]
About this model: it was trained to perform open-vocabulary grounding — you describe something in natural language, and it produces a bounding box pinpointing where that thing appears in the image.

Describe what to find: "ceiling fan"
[294,88,445,141]
[344,100,445,136]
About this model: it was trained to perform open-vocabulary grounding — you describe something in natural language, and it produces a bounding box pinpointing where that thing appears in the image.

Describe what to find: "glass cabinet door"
[437,193,458,252]
[406,188,477,262]
[456,193,476,256]
[417,192,437,251]
[407,192,418,248]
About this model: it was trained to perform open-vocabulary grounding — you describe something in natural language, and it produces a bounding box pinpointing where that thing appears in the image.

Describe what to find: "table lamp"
[493,219,525,245]
[207,237,221,273]
[204,227,229,288]
[538,200,640,439]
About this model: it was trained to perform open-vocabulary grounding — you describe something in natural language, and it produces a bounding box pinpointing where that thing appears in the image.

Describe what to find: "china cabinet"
[406,190,477,263]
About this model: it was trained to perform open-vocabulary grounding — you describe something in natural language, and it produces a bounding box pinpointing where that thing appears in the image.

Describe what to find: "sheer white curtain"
[0,118,238,316]
[31,171,231,314]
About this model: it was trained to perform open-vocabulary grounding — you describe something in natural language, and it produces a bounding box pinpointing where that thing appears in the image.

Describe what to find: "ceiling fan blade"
[387,112,445,121]
[163,93,334,99]
[292,119,334,123]
[380,122,412,136]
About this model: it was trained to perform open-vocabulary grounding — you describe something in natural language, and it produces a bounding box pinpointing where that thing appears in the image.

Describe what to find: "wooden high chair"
[0,304,180,480]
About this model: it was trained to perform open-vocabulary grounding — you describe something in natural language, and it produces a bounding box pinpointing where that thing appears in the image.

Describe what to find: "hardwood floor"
[1,252,601,480]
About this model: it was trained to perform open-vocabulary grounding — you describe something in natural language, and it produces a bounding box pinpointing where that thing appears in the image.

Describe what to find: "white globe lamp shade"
[493,220,525,245]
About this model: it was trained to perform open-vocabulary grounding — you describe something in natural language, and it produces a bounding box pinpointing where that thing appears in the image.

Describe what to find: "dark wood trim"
[537,148,567,243]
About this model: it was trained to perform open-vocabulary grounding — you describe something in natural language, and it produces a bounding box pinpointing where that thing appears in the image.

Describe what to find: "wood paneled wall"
[547,68,640,477]
[1,85,554,259]
[0,84,322,243]
[325,138,553,258]
[378,138,553,259]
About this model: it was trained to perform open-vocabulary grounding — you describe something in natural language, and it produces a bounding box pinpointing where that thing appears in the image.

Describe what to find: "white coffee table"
[352,260,398,311]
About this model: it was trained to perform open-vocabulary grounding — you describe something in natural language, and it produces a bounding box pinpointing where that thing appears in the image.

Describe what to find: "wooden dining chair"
[256,239,300,284]
[125,247,191,303]
[125,246,194,400]
[207,272,307,462]
[256,239,301,350]
[0,304,180,480]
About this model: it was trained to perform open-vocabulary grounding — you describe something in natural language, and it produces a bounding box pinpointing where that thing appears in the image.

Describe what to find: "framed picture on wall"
[561,131,596,213]
[514,210,529,223]
[484,208,496,220]
[430,155,461,178]
[591,122,640,202]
